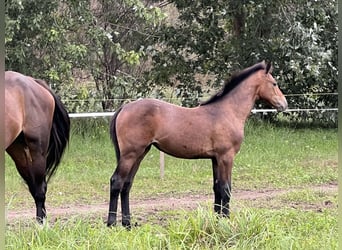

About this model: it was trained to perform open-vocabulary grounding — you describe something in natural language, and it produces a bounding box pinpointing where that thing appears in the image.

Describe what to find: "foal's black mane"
[200,62,266,106]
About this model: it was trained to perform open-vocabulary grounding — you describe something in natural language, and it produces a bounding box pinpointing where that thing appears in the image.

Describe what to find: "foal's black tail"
[110,106,123,163]
[35,79,70,183]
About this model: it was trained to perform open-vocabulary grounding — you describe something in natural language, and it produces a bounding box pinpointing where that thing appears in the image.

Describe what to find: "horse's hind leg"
[108,155,137,227]
[120,145,151,228]
[7,135,48,223]
[29,156,47,223]
[26,135,49,223]
[107,146,151,228]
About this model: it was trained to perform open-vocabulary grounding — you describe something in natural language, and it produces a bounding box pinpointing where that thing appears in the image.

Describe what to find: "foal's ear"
[266,62,273,74]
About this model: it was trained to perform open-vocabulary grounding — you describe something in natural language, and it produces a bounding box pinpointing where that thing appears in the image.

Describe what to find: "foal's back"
[114,98,238,159]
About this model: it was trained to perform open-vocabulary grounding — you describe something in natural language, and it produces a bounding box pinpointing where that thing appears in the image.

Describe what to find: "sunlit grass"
[6,206,337,250]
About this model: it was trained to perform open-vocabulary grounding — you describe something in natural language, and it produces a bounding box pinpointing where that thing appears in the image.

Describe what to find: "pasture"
[5,119,337,249]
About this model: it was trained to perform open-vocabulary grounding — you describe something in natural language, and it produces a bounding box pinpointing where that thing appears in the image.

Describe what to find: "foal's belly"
[152,135,215,159]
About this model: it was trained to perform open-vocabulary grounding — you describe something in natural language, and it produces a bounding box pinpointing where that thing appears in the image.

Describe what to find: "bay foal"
[107,61,287,227]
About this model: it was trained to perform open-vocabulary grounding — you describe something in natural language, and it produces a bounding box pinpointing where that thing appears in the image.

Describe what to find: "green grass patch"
[5,120,337,248]
[280,189,337,204]
[6,206,337,249]
[234,121,337,189]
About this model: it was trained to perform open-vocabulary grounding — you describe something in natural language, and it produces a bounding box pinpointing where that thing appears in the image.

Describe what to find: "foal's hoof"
[122,221,139,230]
[222,212,230,218]
[36,216,46,225]
[107,221,117,227]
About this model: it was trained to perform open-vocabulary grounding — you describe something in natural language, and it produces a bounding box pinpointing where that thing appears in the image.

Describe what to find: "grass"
[5,206,337,249]
[5,119,337,249]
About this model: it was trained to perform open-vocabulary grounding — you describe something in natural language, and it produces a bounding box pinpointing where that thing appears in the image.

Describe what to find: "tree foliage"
[83,0,165,110]
[150,0,337,114]
[5,0,337,123]
[6,0,165,111]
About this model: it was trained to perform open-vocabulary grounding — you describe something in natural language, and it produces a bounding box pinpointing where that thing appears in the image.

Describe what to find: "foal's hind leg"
[120,146,151,228]
[107,146,151,228]
[108,155,138,227]
[107,168,121,227]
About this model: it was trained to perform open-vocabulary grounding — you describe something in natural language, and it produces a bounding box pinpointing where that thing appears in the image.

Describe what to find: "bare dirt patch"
[6,183,337,224]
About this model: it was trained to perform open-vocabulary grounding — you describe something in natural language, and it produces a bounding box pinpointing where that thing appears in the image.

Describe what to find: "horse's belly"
[153,136,213,159]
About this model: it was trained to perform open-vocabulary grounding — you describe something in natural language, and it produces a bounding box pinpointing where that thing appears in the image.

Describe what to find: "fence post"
[160,151,165,179]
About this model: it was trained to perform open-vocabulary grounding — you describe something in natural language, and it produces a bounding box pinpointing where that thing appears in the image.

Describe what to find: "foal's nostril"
[278,100,288,111]
[273,97,288,112]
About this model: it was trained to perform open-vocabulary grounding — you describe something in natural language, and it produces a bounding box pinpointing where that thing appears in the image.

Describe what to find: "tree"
[6,0,88,85]
[81,0,165,110]
[6,0,90,112]
[6,0,165,111]
[6,0,337,122]
[150,0,337,121]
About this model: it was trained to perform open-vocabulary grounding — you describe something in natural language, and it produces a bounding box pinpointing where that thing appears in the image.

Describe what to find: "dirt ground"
[6,182,337,225]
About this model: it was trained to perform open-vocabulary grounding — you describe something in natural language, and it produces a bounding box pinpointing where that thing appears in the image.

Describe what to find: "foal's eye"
[272,83,277,87]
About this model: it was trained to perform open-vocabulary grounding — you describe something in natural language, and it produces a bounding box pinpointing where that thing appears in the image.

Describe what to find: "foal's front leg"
[220,181,231,217]
[212,158,222,213]
[214,156,233,217]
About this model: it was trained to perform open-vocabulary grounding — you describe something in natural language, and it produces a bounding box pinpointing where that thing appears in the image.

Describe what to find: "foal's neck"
[221,78,259,125]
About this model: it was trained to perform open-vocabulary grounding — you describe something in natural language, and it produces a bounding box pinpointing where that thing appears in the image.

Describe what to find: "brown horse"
[5,71,70,223]
[107,61,288,228]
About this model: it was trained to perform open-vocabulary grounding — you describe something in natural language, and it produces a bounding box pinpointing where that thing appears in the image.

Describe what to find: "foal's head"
[256,62,288,111]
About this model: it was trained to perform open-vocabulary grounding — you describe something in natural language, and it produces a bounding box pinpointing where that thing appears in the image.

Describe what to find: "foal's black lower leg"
[213,180,222,214]
[213,180,231,217]
[108,146,150,228]
[107,172,122,227]
[212,156,233,218]
[220,182,231,217]
[120,181,133,229]
[120,147,150,229]
[212,159,222,214]
[120,156,147,229]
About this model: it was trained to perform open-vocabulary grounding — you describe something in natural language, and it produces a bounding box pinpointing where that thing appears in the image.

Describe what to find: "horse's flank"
[5,71,55,148]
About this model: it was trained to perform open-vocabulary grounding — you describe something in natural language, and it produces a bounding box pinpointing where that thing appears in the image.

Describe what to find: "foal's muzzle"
[275,97,288,112]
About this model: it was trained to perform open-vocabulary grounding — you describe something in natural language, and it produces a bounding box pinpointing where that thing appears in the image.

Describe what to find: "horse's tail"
[35,79,70,183]
[110,106,123,163]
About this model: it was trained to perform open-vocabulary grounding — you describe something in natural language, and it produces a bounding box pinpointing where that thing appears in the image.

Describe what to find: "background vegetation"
[5,0,337,124]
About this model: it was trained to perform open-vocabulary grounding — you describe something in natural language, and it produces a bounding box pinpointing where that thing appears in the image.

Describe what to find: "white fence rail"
[68,108,338,118]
